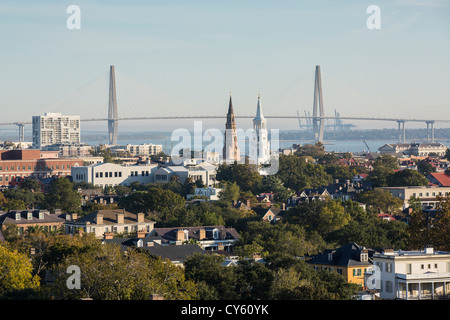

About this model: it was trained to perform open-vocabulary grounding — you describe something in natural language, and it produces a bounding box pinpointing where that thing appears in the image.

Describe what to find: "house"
[64,209,155,239]
[427,172,450,187]
[0,209,66,235]
[367,246,450,299]
[186,187,223,201]
[378,213,397,222]
[154,162,218,187]
[352,173,369,183]
[148,225,240,252]
[103,236,205,267]
[252,206,286,223]
[306,243,377,289]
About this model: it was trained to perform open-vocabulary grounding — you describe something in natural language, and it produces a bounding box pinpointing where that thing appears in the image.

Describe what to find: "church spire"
[228,93,234,114]
[254,93,265,121]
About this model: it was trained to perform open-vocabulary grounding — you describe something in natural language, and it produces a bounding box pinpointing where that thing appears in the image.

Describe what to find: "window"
[353,269,362,276]
[119,172,122,177]
[96,172,99,178]
[337,268,343,275]
[434,264,438,269]
[386,281,393,293]
[385,263,392,273]
[115,172,118,177]
[407,263,412,274]
[421,264,424,269]
[131,171,134,176]
[100,172,103,178]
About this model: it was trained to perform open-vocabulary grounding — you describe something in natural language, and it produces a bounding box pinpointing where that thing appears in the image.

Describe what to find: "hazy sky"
[1,0,449,133]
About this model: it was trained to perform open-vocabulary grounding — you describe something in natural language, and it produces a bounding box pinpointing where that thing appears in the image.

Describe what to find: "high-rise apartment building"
[32,113,80,149]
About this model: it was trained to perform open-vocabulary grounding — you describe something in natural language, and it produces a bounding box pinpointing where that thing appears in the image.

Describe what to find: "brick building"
[0,149,83,186]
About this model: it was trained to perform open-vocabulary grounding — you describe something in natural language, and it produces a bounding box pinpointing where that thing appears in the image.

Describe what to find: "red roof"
[428,172,450,187]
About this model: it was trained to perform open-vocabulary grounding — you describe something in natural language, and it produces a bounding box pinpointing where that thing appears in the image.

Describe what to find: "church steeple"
[223,93,240,163]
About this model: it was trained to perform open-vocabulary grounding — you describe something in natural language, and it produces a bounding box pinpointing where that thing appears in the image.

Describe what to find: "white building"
[187,187,223,201]
[367,247,450,300]
[380,186,450,209]
[32,113,80,149]
[71,162,159,188]
[125,143,163,156]
[154,162,218,187]
[378,142,448,157]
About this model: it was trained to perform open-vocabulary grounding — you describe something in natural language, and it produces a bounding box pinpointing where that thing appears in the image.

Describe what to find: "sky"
[1,0,449,134]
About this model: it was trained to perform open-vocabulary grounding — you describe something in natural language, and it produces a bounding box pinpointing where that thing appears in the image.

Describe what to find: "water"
[83,134,397,154]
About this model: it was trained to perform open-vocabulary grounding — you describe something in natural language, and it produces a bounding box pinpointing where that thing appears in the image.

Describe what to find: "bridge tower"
[426,121,435,143]
[313,65,325,142]
[108,65,118,145]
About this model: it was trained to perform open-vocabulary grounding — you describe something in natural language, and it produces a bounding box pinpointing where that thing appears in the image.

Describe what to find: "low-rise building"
[125,143,163,157]
[367,246,450,300]
[306,243,376,289]
[378,142,448,157]
[71,162,159,188]
[380,186,450,209]
[0,209,66,235]
[64,209,155,239]
[0,149,83,186]
[186,187,222,201]
[148,225,240,252]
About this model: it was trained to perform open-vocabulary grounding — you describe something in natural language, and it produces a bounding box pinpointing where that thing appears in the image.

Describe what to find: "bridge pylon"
[313,65,325,142]
[108,65,118,145]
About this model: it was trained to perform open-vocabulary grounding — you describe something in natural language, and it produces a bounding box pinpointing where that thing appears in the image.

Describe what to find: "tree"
[275,154,331,191]
[0,244,40,297]
[2,198,27,211]
[285,199,351,237]
[49,235,197,300]
[294,142,325,159]
[260,175,293,203]
[44,177,81,213]
[356,189,403,214]
[368,154,399,187]
[216,163,262,194]
[406,196,430,250]
[417,161,436,176]
[431,195,450,251]
[184,253,238,300]
[219,181,241,202]
[387,169,429,187]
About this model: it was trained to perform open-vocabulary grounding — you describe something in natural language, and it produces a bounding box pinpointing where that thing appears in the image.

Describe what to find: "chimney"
[199,228,206,240]
[282,203,286,211]
[176,229,185,242]
[137,213,144,223]
[116,213,124,224]
[247,199,251,207]
[149,294,164,300]
[137,229,146,238]
[383,248,394,255]
[96,214,103,225]
[424,245,434,254]
[104,232,114,240]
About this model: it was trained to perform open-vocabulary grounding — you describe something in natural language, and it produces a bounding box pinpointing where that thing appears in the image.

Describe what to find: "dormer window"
[212,228,219,240]
[328,253,333,261]
[27,212,33,220]
[184,229,189,241]
[360,253,368,262]
[15,212,21,221]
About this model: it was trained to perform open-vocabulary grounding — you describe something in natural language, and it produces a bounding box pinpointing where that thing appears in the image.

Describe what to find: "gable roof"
[103,238,205,262]
[306,243,374,267]
[427,172,450,187]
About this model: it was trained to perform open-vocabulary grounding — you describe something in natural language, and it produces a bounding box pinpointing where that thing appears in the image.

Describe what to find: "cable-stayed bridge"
[2,65,449,144]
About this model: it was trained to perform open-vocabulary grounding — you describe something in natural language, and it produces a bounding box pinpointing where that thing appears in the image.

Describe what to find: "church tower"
[253,93,270,164]
[223,94,240,163]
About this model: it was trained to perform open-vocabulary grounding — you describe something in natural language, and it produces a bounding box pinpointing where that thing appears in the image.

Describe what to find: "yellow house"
[306,243,375,289]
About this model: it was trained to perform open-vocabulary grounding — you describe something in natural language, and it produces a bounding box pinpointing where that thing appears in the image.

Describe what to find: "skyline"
[1,0,450,132]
